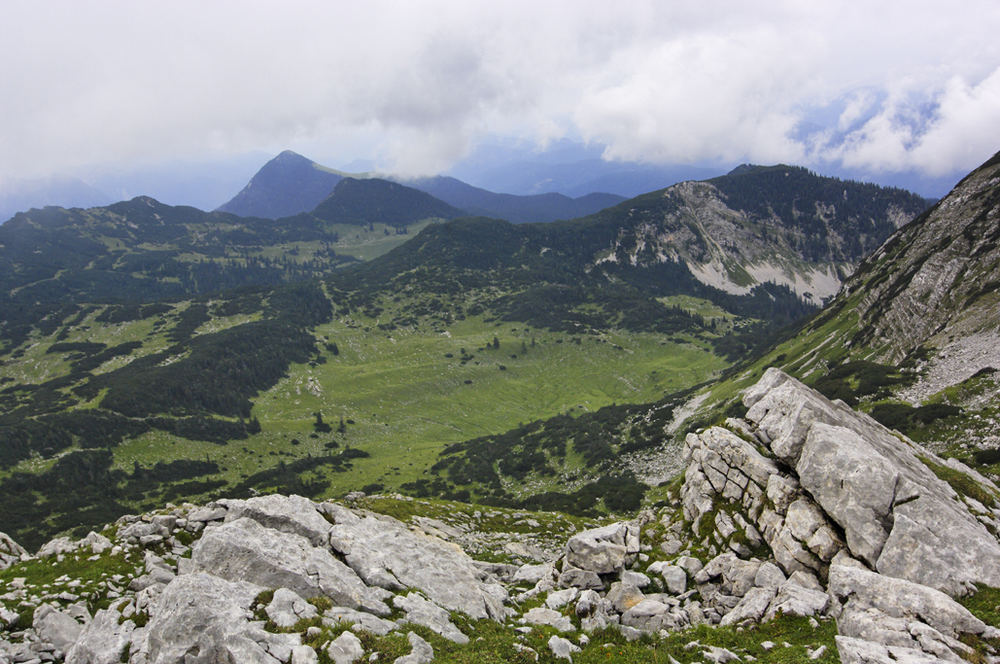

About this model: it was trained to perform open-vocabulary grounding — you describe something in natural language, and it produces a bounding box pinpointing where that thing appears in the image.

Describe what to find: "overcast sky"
[2,0,999,186]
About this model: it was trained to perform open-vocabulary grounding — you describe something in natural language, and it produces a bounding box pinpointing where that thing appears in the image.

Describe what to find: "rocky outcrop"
[742,368,1000,594]
[502,369,999,662]
[191,516,393,616]
[324,503,506,620]
[679,369,1000,662]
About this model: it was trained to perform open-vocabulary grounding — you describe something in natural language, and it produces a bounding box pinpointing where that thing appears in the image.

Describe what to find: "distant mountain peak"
[216,150,348,219]
[275,149,308,160]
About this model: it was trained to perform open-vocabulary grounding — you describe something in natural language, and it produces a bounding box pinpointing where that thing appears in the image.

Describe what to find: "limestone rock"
[79,531,113,555]
[621,570,651,589]
[763,580,829,620]
[291,645,320,664]
[327,631,364,664]
[324,608,397,636]
[36,536,78,558]
[606,581,645,613]
[621,599,672,632]
[326,508,506,620]
[0,531,27,569]
[394,592,469,644]
[190,517,391,616]
[187,505,228,523]
[523,607,573,632]
[564,522,639,575]
[33,604,85,654]
[830,564,991,662]
[513,563,553,585]
[835,635,947,664]
[548,635,581,661]
[545,588,579,610]
[660,565,688,595]
[0,605,18,629]
[558,565,604,590]
[143,572,300,664]
[719,587,775,626]
[65,608,135,664]
[265,588,319,629]
[746,370,1000,595]
[394,632,434,664]
[221,494,333,547]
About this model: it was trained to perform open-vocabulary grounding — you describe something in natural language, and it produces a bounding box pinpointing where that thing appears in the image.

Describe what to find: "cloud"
[0,0,998,182]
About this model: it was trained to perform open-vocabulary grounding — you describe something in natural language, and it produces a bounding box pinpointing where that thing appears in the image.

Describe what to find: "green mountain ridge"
[311,177,465,226]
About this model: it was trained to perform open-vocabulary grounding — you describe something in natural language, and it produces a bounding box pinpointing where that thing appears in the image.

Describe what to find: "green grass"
[326,219,440,262]
[357,494,601,536]
[959,585,1000,627]
[0,546,135,588]
[347,614,840,664]
[106,312,726,497]
[917,455,1000,510]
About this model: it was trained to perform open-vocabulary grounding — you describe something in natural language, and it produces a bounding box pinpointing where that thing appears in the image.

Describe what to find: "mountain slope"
[401,174,625,223]
[0,197,361,348]
[596,164,927,305]
[843,152,1000,362]
[216,150,350,218]
[413,162,996,507]
[658,149,1000,483]
[311,177,465,226]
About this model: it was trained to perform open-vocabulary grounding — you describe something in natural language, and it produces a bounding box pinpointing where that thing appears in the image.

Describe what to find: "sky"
[2,0,1000,198]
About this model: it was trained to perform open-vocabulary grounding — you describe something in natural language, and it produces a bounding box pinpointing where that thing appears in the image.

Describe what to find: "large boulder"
[191,517,391,615]
[220,494,334,547]
[564,522,640,575]
[143,573,300,664]
[829,564,996,663]
[324,504,506,620]
[33,604,85,654]
[65,607,136,664]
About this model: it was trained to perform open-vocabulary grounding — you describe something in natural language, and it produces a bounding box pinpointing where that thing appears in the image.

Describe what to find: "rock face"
[742,368,1000,595]
[593,165,928,305]
[680,369,1000,662]
[191,516,392,616]
[846,150,1000,362]
[324,504,506,620]
[144,573,299,664]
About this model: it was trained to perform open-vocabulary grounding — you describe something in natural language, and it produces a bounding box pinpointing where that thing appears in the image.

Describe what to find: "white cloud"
[0,0,999,182]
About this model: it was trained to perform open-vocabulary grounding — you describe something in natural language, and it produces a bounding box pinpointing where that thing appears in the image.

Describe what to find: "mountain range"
[216,150,629,224]
[0,145,998,663]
